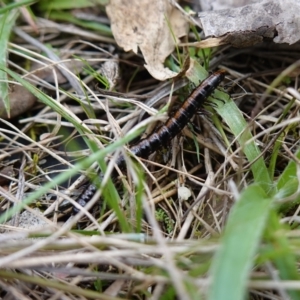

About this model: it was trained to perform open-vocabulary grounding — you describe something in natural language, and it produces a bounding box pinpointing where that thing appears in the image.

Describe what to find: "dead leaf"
[198,0,300,47]
[0,165,15,186]
[99,58,120,90]
[106,0,189,80]
[0,84,36,119]
[180,37,226,49]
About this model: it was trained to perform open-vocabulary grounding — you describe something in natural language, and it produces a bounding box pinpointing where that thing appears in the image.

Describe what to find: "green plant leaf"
[0,9,19,117]
[264,210,300,299]
[213,90,272,192]
[276,150,300,191]
[38,0,108,10]
[208,184,272,300]
[0,67,143,228]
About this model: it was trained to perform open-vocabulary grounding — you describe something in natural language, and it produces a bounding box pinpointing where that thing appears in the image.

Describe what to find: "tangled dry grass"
[1,2,300,300]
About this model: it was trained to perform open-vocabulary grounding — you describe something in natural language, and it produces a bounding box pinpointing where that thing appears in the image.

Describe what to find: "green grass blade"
[0,9,19,117]
[186,61,271,192]
[0,67,143,230]
[208,184,272,300]
[0,126,143,224]
[97,159,130,232]
[276,150,300,191]
[48,11,112,36]
[275,149,300,214]
[264,210,300,299]
[213,91,272,192]
[185,59,208,85]
[268,98,296,181]
[1,65,91,137]
[0,0,35,14]
[38,0,108,10]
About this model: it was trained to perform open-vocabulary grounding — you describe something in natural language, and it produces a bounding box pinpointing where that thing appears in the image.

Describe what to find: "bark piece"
[198,0,300,47]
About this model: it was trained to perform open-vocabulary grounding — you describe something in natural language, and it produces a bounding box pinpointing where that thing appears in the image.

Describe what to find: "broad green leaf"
[208,184,272,300]
[264,211,300,299]
[276,150,300,191]
[275,150,300,213]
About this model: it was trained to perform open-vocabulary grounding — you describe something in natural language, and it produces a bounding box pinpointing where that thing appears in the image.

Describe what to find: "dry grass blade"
[1,1,300,300]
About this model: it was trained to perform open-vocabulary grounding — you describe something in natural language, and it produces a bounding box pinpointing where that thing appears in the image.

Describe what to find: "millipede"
[73,69,226,214]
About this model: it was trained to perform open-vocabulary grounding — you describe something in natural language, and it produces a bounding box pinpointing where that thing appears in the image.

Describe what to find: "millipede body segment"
[74,70,226,214]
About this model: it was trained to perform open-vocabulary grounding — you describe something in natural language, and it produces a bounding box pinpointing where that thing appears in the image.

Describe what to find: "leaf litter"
[1,1,300,300]
[106,0,189,80]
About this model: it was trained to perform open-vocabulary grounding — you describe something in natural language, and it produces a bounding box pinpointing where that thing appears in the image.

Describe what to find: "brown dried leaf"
[0,84,36,119]
[0,165,15,186]
[106,0,189,80]
[180,37,226,49]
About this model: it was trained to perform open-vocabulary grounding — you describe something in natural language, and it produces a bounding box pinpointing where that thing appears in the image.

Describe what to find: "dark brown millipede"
[73,70,226,214]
